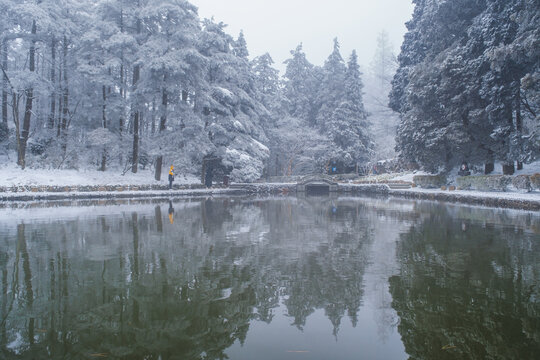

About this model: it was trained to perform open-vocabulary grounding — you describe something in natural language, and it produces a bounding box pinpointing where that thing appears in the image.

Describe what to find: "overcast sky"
[190,0,414,73]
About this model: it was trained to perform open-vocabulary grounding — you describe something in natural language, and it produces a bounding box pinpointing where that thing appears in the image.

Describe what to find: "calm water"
[0,196,539,360]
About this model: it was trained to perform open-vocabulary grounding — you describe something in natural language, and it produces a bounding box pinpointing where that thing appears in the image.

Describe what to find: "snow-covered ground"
[0,162,200,188]
[1,160,539,211]
[393,187,540,203]
[358,161,540,185]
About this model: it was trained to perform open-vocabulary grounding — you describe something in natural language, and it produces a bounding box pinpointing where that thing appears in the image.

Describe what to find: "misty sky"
[190,0,414,73]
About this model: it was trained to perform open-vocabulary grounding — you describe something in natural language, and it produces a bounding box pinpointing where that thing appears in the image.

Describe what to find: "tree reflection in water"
[389,202,540,360]
[0,197,538,359]
[0,197,376,359]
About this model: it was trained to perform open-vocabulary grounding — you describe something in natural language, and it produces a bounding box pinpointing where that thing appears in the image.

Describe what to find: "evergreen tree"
[251,53,281,115]
[198,19,269,182]
[391,0,539,173]
[366,30,399,160]
[325,51,373,168]
[316,38,347,130]
[282,44,318,123]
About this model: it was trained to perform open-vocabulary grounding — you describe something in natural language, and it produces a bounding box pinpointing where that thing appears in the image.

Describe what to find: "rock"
[456,175,512,191]
[413,175,447,189]
[512,175,531,192]
[531,173,540,190]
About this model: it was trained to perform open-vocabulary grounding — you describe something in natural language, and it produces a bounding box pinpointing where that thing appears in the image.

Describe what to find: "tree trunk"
[201,159,206,184]
[12,93,20,157]
[18,20,37,169]
[154,156,163,181]
[1,39,8,142]
[131,6,141,174]
[484,162,494,175]
[47,37,56,130]
[154,86,168,181]
[100,85,107,171]
[502,163,515,175]
[56,57,62,137]
[119,7,125,139]
[60,36,69,155]
[132,109,139,173]
[515,88,523,171]
[131,63,140,173]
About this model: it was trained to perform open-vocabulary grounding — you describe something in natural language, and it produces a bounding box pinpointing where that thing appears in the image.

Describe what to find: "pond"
[0,196,539,359]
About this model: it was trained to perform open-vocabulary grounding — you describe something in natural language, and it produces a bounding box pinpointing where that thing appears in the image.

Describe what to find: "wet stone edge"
[0,183,538,211]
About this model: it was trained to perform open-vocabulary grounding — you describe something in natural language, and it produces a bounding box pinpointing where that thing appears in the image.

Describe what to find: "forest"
[0,0,538,182]
[391,0,539,174]
[0,0,375,182]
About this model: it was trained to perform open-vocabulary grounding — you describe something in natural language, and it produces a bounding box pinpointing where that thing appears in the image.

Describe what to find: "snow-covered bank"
[389,188,540,211]
[0,163,199,188]
[1,163,539,211]
[0,188,241,203]
[1,181,538,211]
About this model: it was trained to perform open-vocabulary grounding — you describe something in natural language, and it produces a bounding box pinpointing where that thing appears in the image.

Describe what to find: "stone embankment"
[1,181,538,211]
[0,183,239,202]
[390,189,540,211]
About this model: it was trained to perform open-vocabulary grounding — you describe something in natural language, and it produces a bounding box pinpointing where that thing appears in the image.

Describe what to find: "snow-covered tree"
[366,30,399,160]
[316,38,347,130]
[282,44,319,124]
[198,19,269,182]
[390,0,538,174]
[252,53,281,116]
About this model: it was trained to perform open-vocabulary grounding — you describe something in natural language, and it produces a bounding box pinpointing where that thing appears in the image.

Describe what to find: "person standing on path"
[168,165,175,190]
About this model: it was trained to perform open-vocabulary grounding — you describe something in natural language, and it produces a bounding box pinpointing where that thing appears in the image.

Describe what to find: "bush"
[531,174,540,190]
[413,175,447,188]
[456,175,512,191]
[512,175,532,192]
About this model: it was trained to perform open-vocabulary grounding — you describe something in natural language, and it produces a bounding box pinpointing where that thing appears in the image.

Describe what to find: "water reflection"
[389,203,540,360]
[0,197,538,359]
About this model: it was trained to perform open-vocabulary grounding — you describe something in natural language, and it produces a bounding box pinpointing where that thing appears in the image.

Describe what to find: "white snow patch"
[0,162,199,188]
[233,120,245,131]
[7,332,24,354]
[252,138,270,153]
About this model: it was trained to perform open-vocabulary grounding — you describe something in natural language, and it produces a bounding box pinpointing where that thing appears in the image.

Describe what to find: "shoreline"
[388,188,540,211]
[0,183,539,211]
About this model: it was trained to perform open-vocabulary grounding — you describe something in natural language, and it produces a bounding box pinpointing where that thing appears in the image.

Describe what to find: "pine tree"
[325,50,373,169]
[137,0,202,179]
[366,30,399,160]
[198,19,269,182]
[282,44,318,123]
[316,38,347,130]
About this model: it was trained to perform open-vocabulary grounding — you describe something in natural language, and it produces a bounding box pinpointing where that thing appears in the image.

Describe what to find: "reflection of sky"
[227,299,405,360]
[226,203,408,360]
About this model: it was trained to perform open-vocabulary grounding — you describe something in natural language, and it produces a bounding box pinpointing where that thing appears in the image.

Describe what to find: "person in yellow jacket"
[168,165,174,190]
